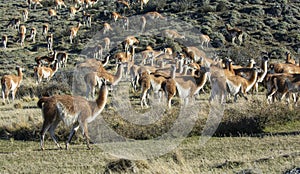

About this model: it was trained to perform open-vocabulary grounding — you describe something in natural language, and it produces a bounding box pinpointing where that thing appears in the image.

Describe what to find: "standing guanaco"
[2,35,8,49]
[69,22,82,44]
[29,27,37,43]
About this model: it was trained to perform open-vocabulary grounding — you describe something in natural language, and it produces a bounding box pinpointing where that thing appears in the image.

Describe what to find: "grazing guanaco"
[282,76,300,106]
[103,22,113,34]
[83,56,112,99]
[74,0,84,8]
[54,51,68,68]
[162,29,185,40]
[264,73,300,104]
[114,45,137,64]
[69,22,82,44]
[116,0,130,15]
[82,11,92,28]
[199,34,210,48]
[123,36,139,52]
[28,0,43,10]
[34,60,59,84]
[48,9,59,21]
[55,0,67,9]
[22,9,29,22]
[1,66,23,104]
[111,12,123,22]
[225,67,260,102]
[29,27,37,43]
[38,78,109,150]
[35,52,56,65]
[145,11,165,20]
[141,46,164,64]
[140,12,165,32]
[225,23,243,45]
[103,37,110,51]
[69,6,82,19]
[95,63,124,90]
[46,33,53,51]
[2,35,8,49]
[19,25,26,47]
[42,24,49,39]
[7,18,20,30]
[84,0,98,8]
[182,46,208,63]
[138,0,149,10]
[270,61,300,74]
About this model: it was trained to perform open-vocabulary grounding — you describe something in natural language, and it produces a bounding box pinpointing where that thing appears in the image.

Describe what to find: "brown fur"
[28,0,43,10]
[162,29,185,40]
[42,24,49,38]
[225,23,243,45]
[22,9,28,22]
[285,52,296,64]
[199,34,210,48]
[103,37,110,51]
[29,27,37,43]
[38,79,109,150]
[55,0,67,9]
[124,36,139,52]
[139,71,151,108]
[1,67,23,104]
[69,22,82,44]
[34,60,59,84]
[103,22,113,34]
[225,67,259,102]
[48,9,59,21]
[69,6,82,19]
[138,0,149,10]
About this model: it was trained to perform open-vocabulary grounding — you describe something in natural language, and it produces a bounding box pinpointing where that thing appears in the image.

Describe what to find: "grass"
[0,0,300,173]
[0,92,299,173]
[0,135,299,173]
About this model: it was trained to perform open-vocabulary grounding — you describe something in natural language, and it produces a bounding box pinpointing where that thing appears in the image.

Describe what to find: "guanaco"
[29,27,37,43]
[38,78,109,150]
[2,35,8,49]
[1,67,23,104]
[69,22,82,44]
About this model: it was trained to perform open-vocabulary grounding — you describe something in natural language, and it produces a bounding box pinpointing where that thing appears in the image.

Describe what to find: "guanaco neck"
[52,62,59,74]
[195,71,208,88]
[95,83,108,109]
[285,53,291,63]
[170,65,176,79]
[259,59,268,80]
[248,60,255,68]
[17,68,23,81]
[112,64,123,85]
[102,55,110,67]
[248,69,258,86]
[131,47,136,62]
[177,58,184,74]
[182,65,188,75]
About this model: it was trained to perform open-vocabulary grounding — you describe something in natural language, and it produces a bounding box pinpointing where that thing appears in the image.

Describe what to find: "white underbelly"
[56,102,79,127]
